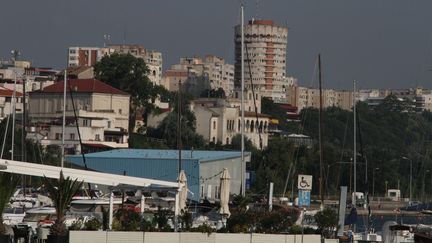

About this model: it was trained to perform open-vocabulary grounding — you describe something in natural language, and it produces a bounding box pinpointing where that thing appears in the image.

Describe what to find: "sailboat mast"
[11,74,17,161]
[61,63,67,168]
[240,4,245,197]
[318,54,324,209]
[353,80,357,207]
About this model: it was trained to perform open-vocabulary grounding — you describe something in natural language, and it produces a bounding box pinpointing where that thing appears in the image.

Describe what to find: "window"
[200,186,205,199]
[214,185,220,199]
[55,133,62,140]
[119,109,122,114]
[83,119,90,127]
[212,137,216,143]
[95,134,100,141]
[213,121,216,130]
[107,121,111,128]
[70,133,75,140]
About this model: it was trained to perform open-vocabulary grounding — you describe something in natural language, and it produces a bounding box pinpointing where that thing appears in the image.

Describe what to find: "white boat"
[2,207,25,225]
[10,188,42,209]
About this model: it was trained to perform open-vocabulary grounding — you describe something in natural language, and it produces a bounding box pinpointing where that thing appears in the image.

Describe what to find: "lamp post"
[401,157,413,202]
[373,167,379,198]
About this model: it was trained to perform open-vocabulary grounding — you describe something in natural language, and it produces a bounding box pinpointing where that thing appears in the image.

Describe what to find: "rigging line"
[282,56,319,196]
[335,110,350,192]
[244,42,263,150]
[68,82,92,194]
[0,113,11,159]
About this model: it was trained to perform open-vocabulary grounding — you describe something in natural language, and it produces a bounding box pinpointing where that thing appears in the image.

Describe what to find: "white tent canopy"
[0,159,181,229]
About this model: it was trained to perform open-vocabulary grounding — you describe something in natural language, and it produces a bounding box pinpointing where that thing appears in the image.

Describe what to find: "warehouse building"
[67,149,250,202]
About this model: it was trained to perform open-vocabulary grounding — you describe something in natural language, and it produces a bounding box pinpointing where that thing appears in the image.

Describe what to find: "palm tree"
[43,171,83,238]
[0,173,20,236]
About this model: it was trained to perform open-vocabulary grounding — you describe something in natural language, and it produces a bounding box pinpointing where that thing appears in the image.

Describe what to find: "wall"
[69,232,322,243]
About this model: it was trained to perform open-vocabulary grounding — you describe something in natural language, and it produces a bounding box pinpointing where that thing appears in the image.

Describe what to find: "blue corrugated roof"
[68,149,243,162]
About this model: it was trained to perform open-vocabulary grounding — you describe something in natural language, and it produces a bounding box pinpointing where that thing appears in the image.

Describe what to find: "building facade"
[107,44,163,86]
[68,45,163,86]
[68,47,113,67]
[162,55,234,95]
[0,87,23,121]
[190,90,269,148]
[67,149,251,202]
[27,79,130,154]
[234,19,289,100]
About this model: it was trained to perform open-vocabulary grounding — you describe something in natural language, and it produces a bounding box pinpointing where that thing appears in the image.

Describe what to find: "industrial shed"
[67,149,250,201]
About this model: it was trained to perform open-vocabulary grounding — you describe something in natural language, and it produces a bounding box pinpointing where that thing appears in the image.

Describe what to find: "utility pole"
[240,4,246,197]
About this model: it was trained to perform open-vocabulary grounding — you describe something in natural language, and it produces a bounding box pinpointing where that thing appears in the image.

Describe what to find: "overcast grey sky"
[1,0,432,89]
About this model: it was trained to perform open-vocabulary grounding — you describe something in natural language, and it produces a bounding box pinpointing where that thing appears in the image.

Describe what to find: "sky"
[1,0,432,90]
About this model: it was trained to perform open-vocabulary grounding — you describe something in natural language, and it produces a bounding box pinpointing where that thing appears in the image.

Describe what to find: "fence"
[69,231,324,243]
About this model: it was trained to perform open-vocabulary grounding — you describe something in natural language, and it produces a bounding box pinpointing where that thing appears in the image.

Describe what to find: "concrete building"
[27,79,130,154]
[162,55,234,95]
[286,85,353,111]
[0,87,23,121]
[107,44,163,86]
[190,90,269,148]
[68,45,162,86]
[68,47,113,67]
[234,19,290,100]
[67,149,251,202]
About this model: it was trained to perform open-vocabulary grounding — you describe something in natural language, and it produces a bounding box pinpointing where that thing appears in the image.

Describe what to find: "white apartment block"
[234,19,289,100]
[287,86,353,111]
[68,47,113,67]
[162,55,234,95]
[27,79,130,154]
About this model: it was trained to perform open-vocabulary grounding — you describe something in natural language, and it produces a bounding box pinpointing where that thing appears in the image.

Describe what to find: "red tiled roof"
[0,87,23,97]
[40,79,128,95]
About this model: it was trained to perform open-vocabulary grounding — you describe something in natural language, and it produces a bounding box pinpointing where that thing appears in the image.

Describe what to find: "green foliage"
[152,207,172,231]
[113,209,142,231]
[226,206,300,234]
[128,133,168,149]
[190,223,215,235]
[0,173,20,235]
[314,207,338,238]
[179,210,192,231]
[147,109,205,150]
[42,172,83,236]
[94,53,167,132]
[200,88,226,98]
[252,96,432,198]
[84,218,102,231]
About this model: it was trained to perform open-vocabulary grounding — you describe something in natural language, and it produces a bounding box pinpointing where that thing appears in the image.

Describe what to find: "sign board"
[297,174,313,190]
[298,190,311,207]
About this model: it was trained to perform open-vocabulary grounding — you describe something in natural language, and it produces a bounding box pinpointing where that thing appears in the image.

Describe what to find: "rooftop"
[0,87,23,97]
[36,79,128,95]
[67,149,246,162]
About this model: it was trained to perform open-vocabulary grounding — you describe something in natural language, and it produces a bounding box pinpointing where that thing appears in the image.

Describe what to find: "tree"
[43,172,83,237]
[314,207,338,238]
[94,53,165,132]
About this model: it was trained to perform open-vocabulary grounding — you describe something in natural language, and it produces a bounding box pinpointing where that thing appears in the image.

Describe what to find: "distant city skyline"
[1,0,432,90]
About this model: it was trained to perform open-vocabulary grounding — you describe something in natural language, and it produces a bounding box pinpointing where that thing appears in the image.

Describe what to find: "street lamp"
[372,167,380,198]
[401,156,413,202]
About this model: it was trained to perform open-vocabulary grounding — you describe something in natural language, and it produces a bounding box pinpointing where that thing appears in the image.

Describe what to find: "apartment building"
[234,19,290,100]
[68,45,163,85]
[162,55,234,95]
[287,86,353,111]
[27,79,130,154]
[107,44,163,86]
